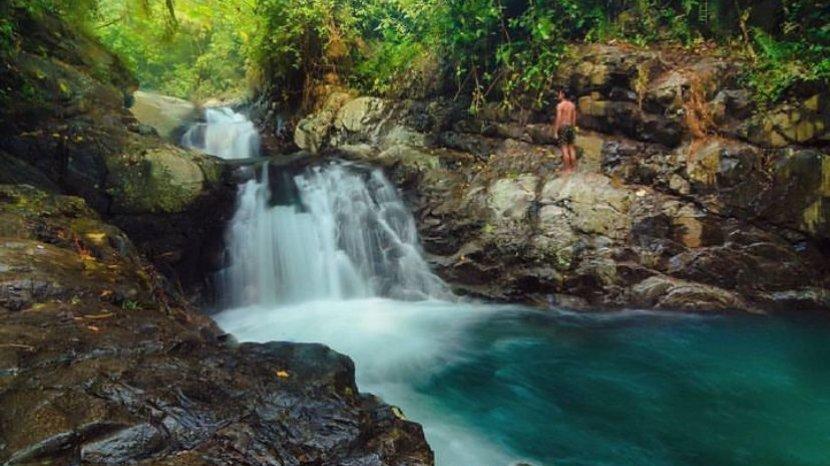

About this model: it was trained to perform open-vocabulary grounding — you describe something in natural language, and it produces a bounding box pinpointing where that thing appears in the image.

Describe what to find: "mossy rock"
[106,142,206,215]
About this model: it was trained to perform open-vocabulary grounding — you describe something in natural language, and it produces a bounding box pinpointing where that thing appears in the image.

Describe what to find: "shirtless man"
[554,89,578,173]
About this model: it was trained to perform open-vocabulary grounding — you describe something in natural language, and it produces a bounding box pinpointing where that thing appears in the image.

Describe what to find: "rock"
[488,175,538,222]
[0,150,61,193]
[575,132,605,172]
[632,276,753,312]
[540,175,632,240]
[334,96,392,142]
[0,185,150,311]
[742,94,830,147]
[283,41,830,314]
[294,92,352,153]
[0,7,239,298]
[106,144,206,215]
[81,424,164,464]
[130,91,198,141]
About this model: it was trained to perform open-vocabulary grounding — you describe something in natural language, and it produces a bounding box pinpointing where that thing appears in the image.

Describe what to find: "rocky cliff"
[293,44,830,313]
[0,9,234,297]
[0,9,433,465]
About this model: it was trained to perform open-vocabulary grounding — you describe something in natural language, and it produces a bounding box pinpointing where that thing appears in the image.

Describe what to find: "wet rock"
[106,144,206,215]
[80,424,164,464]
[632,276,753,312]
[0,184,433,466]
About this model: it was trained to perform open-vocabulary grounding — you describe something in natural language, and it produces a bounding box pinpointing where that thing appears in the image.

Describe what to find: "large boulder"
[106,143,208,215]
[294,91,352,153]
[130,90,198,141]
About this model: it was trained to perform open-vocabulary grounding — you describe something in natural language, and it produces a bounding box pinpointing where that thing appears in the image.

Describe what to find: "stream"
[187,108,830,466]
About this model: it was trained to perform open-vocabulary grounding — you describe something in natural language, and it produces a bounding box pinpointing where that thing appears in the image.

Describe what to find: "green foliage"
[1,0,99,55]
[10,0,826,108]
[743,0,830,103]
[95,0,255,100]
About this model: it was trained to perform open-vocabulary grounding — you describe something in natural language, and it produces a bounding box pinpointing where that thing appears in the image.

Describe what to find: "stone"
[106,144,206,215]
[130,91,198,141]
[632,276,753,312]
[647,71,687,110]
[0,184,433,466]
[488,175,538,222]
[294,92,351,153]
[81,424,164,464]
[540,174,632,240]
[576,133,605,172]
[378,145,440,173]
[335,97,390,135]
[686,140,722,185]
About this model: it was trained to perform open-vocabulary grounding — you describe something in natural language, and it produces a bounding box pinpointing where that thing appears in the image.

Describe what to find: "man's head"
[558,88,570,102]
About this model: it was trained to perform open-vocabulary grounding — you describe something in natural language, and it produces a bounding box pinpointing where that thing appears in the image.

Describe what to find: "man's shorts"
[559,125,576,145]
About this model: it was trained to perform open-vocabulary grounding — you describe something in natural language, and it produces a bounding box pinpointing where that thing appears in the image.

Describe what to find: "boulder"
[130,91,198,141]
[741,93,830,148]
[488,175,538,222]
[632,276,753,312]
[106,143,206,215]
[540,174,632,240]
[294,92,352,153]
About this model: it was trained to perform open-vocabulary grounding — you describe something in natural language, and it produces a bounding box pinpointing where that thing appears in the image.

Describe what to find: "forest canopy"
[2,0,828,108]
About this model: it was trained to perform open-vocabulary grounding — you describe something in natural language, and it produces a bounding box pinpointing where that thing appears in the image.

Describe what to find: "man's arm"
[570,104,578,127]
[554,104,562,137]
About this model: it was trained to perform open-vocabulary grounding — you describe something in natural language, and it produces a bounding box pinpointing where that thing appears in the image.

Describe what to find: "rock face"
[0,8,236,297]
[293,44,830,313]
[0,184,434,466]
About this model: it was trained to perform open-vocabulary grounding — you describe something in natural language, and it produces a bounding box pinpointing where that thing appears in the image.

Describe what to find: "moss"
[105,145,205,215]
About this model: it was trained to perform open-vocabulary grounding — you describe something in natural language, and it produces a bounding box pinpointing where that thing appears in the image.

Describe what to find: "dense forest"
[2,0,827,109]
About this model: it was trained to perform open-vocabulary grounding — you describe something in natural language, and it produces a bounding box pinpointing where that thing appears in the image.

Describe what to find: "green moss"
[105,145,205,214]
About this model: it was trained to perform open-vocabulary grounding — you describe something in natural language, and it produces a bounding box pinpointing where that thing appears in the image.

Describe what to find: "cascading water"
[181,107,260,160]
[205,111,830,466]
[218,161,448,307]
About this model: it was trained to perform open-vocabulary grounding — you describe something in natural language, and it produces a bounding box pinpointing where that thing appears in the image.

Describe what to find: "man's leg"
[569,145,577,171]
[563,146,572,172]
[564,146,570,171]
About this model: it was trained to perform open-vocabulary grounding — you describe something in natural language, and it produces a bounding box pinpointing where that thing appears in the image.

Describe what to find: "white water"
[206,111,524,465]
[181,107,260,160]
[216,299,523,466]
[217,161,450,308]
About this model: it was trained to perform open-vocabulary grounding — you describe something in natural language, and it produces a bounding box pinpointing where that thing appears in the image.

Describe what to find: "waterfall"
[181,107,260,160]
[218,162,450,307]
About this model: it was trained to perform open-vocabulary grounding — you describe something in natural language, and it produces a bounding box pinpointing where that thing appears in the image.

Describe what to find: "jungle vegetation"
[2,0,828,109]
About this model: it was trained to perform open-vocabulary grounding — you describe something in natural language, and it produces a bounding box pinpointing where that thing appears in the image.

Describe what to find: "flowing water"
[196,111,830,466]
[181,107,260,159]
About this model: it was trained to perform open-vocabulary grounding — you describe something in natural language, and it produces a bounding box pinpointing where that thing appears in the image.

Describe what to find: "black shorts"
[559,125,576,145]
